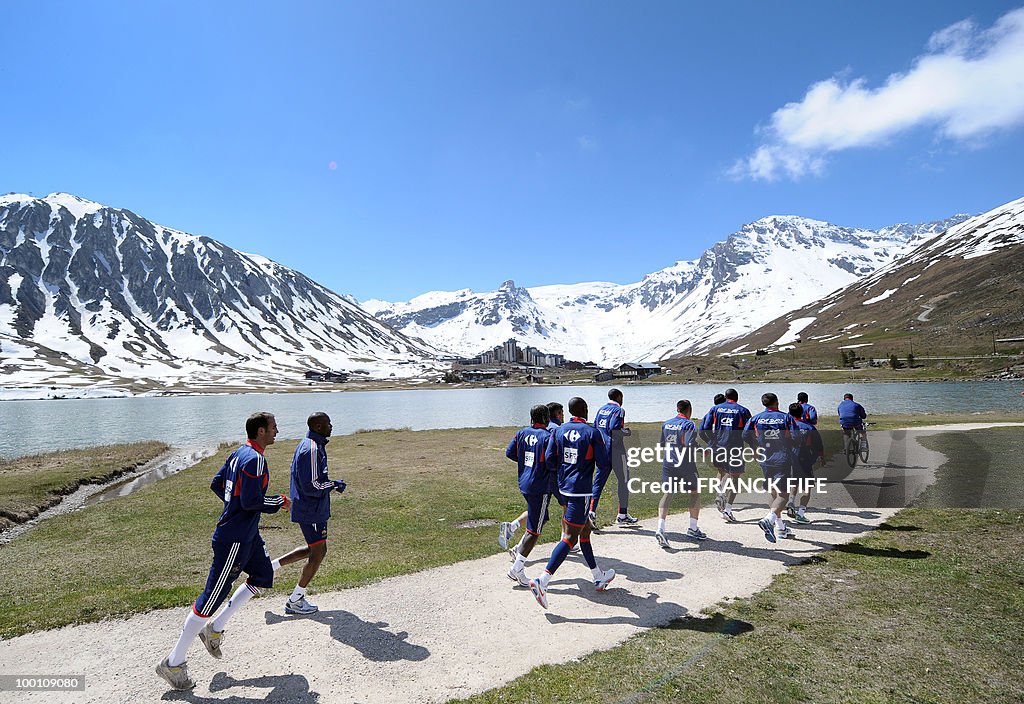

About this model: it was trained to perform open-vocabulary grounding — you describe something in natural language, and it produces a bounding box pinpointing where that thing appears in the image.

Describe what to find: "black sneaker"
[615,513,639,525]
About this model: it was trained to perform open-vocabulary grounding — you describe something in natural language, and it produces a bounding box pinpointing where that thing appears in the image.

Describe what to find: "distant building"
[460,368,509,382]
[594,369,616,382]
[615,362,662,380]
[304,370,349,382]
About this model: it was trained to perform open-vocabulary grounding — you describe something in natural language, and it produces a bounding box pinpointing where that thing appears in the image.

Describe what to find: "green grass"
[450,427,1024,704]
[0,442,168,529]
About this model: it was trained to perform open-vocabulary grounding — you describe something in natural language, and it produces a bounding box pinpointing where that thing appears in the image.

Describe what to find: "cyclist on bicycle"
[837,393,867,444]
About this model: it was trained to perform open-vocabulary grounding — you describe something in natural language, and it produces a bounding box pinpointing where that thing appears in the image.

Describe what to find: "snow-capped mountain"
[365,214,970,365]
[0,193,439,392]
[720,195,1024,355]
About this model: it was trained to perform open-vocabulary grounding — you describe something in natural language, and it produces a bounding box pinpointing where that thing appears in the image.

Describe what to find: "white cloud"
[577,135,597,151]
[732,7,1024,181]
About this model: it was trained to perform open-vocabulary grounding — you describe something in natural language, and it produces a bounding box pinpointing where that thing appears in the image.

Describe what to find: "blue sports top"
[837,399,867,429]
[800,403,818,426]
[660,414,698,472]
[211,440,286,543]
[545,417,611,497]
[593,401,625,447]
[506,424,552,495]
[699,400,751,448]
[743,409,799,470]
[290,430,336,524]
[791,418,824,468]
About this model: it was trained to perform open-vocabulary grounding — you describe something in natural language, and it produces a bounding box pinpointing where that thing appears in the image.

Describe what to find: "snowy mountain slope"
[0,193,440,391]
[365,214,970,365]
[716,195,1024,356]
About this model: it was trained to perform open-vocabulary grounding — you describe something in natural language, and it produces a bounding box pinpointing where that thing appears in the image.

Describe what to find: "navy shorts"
[562,495,591,527]
[523,493,554,534]
[662,465,699,492]
[762,464,790,484]
[791,461,815,481]
[193,535,273,617]
[299,522,329,546]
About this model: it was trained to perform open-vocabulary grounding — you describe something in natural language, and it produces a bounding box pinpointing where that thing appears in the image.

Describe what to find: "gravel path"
[1,425,1015,704]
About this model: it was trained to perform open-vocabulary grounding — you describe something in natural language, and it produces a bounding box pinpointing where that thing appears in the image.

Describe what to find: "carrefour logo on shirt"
[566,430,581,442]
[526,435,538,447]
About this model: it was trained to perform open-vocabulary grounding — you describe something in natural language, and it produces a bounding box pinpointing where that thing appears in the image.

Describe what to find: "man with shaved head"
[273,411,347,615]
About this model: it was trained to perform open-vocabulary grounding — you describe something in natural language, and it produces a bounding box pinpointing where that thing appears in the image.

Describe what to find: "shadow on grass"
[544,578,687,627]
[162,672,319,703]
[877,522,922,532]
[264,609,430,662]
[661,612,754,637]
[831,543,930,559]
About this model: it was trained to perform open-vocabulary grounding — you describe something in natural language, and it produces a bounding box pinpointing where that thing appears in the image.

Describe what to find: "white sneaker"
[498,522,515,550]
[594,568,616,591]
[198,622,223,659]
[285,596,319,615]
[156,658,195,691]
[777,526,794,540]
[529,578,548,609]
[655,531,671,549]
[507,566,530,587]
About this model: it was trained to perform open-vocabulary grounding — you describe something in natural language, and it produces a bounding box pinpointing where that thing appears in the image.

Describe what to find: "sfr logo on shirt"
[564,448,578,464]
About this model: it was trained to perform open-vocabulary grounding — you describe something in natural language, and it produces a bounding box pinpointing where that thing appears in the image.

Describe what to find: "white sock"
[289,585,307,602]
[798,506,806,517]
[511,519,521,532]
[168,611,207,666]
[689,517,698,530]
[724,503,733,512]
[657,518,666,533]
[212,583,255,632]
[591,566,604,580]
[271,559,281,572]
[764,511,775,523]
[513,554,526,572]
[538,570,552,588]
[778,518,787,533]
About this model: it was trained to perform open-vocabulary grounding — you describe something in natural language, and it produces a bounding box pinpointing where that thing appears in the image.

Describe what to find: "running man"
[655,400,707,549]
[498,401,567,550]
[699,388,750,523]
[786,403,824,524]
[156,412,288,691]
[837,393,868,452]
[592,389,637,525]
[743,393,799,543]
[797,392,818,426]
[504,405,555,586]
[529,397,615,609]
[273,412,347,615]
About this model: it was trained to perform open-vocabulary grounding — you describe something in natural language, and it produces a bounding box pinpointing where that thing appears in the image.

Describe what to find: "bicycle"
[844,423,871,468]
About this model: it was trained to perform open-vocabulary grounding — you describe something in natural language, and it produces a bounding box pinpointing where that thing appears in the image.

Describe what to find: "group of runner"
[501,388,869,609]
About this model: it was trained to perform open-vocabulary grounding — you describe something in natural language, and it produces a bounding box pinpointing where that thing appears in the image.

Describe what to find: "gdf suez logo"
[526,435,538,447]
[566,430,582,442]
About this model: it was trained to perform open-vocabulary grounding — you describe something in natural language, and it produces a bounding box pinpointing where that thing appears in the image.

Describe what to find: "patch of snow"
[863,288,898,305]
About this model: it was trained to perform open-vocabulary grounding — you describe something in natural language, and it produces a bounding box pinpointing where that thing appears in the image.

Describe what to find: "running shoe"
[588,511,601,533]
[655,531,671,549]
[714,494,726,514]
[786,503,797,519]
[615,513,639,525]
[777,526,794,540]
[507,566,530,587]
[285,596,319,615]
[686,527,708,541]
[569,542,581,554]
[156,658,195,691]
[528,578,548,609]
[757,517,777,544]
[722,510,737,523]
[793,513,811,525]
[198,622,223,659]
[498,522,515,550]
[594,568,617,591]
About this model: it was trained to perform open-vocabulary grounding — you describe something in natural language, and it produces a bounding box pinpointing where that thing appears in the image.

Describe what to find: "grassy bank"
[450,427,1024,704]
[0,442,168,530]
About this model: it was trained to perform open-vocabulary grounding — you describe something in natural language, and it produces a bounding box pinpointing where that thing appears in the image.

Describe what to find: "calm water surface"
[2,382,1022,458]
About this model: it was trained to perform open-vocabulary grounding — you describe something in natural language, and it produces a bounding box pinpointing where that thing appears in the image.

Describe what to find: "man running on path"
[504,405,555,586]
[797,392,818,426]
[273,412,347,615]
[592,389,637,525]
[655,400,707,549]
[699,388,750,523]
[743,393,798,544]
[529,397,615,609]
[156,412,288,691]
[786,403,824,524]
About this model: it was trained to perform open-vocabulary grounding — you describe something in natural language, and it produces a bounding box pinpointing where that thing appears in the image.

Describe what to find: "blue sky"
[2,1,1023,301]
